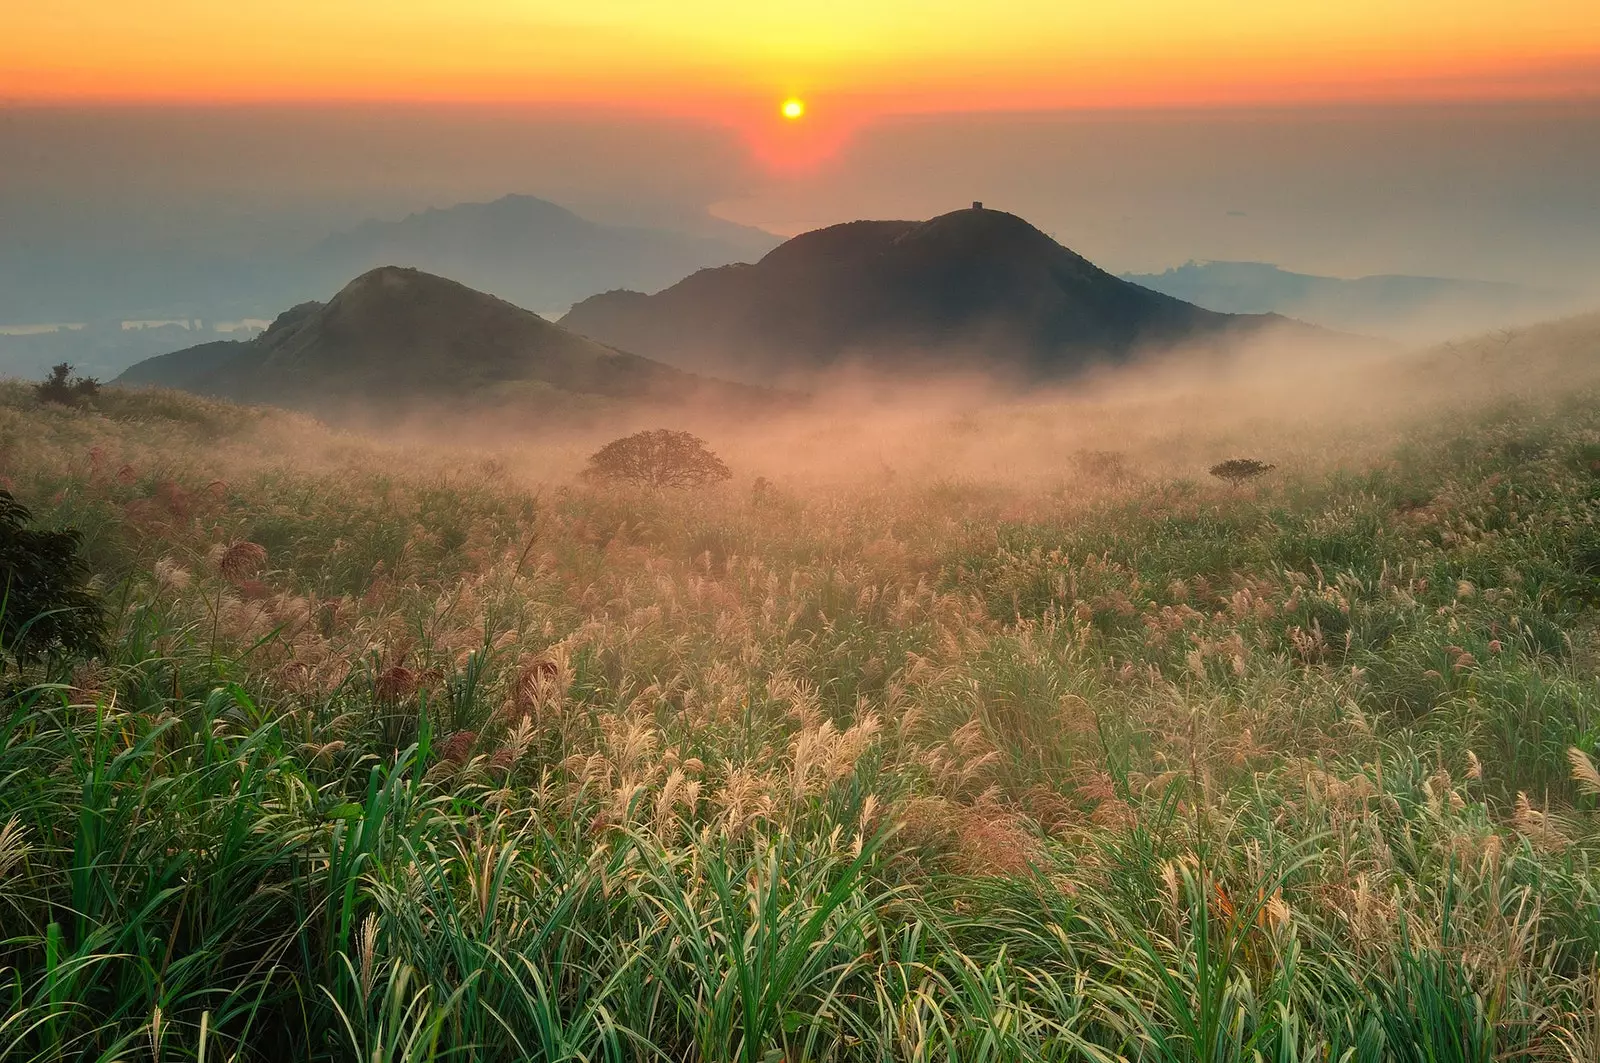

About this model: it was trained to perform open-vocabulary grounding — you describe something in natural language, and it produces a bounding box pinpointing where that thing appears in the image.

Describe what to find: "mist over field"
[12,253,1600,1063]
[7,12,1600,1058]
[139,306,1595,500]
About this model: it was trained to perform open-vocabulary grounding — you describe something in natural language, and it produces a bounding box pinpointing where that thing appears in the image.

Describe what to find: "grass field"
[4,318,1600,1061]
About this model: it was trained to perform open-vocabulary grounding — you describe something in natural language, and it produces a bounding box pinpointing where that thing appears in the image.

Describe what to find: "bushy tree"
[583,429,732,489]
[0,491,104,661]
[36,362,100,407]
[1209,458,1276,487]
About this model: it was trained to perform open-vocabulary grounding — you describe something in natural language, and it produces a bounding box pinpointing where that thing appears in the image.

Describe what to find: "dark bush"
[35,362,101,407]
[0,491,105,661]
[582,429,732,489]
[1209,458,1276,486]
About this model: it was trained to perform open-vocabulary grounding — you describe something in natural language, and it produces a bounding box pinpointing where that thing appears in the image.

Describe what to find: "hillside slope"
[10,309,1600,1059]
[116,266,759,413]
[561,207,1316,383]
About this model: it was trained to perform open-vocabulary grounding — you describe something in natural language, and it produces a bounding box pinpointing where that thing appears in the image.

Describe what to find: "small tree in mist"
[36,363,100,407]
[1209,458,1276,487]
[1,490,104,662]
[583,429,732,489]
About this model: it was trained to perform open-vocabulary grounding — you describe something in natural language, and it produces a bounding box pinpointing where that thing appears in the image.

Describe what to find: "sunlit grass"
[3,341,1600,1060]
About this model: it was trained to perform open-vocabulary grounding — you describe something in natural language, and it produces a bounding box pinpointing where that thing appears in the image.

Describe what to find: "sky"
[9,1,1600,112]
[3,2,1600,320]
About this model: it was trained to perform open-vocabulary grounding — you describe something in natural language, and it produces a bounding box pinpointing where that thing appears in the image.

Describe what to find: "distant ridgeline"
[306,195,780,316]
[1,194,779,331]
[1122,260,1572,340]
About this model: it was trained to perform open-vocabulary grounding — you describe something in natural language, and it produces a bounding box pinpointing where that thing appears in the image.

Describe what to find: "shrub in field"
[34,362,100,407]
[1209,457,1276,486]
[583,428,732,488]
[0,490,103,661]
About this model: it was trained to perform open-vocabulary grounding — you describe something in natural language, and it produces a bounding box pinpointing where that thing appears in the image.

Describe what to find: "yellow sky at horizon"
[5,0,1599,119]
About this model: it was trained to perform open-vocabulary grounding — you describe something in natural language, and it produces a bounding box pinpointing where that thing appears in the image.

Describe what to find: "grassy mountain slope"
[562,207,1329,383]
[6,310,1600,1058]
[116,266,763,416]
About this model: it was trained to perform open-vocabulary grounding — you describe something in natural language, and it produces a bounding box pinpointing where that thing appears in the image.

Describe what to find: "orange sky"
[6,1,1599,167]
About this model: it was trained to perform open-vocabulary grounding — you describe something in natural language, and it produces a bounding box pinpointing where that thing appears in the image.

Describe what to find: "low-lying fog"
[300,311,1600,496]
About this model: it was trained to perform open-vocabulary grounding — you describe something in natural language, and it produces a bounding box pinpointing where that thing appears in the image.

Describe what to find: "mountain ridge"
[561,207,1321,384]
[0,193,780,330]
[1123,259,1574,340]
[310,195,780,315]
[115,266,768,416]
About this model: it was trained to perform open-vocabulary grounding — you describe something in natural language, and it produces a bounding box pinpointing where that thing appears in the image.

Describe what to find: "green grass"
[3,366,1600,1060]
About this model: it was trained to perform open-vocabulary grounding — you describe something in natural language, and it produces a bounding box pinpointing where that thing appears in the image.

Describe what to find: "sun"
[781,98,805,120]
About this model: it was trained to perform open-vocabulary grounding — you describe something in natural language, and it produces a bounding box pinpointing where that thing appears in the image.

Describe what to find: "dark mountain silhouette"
[560,207,1321,383]
[115,266,762,414]
[1123,260,1574,342]
[307,195,779,315]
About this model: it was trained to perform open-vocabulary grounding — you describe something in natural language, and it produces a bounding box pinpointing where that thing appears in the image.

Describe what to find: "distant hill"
[307,195,780,316]
[2,195,778,328]
[1123,260,1574,341]
[115,266,762,415]
[560,207,1319,384]
[0,322,239,384]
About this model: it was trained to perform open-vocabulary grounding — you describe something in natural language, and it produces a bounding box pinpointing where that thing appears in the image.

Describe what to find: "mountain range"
[307,195,780,316]
[3,195,779,386]
[1,195,777,328]
[118,208,1364,417]
[561,208,1320,385]
[115,266,758,416]
[1123,260,1574,341]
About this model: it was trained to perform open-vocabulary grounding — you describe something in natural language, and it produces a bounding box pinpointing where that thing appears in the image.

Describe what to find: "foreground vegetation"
[3,334,1600,1061]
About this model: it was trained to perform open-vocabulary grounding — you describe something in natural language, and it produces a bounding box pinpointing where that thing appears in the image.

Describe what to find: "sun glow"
[6,2,1599,176]
[6,3,1598,120]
